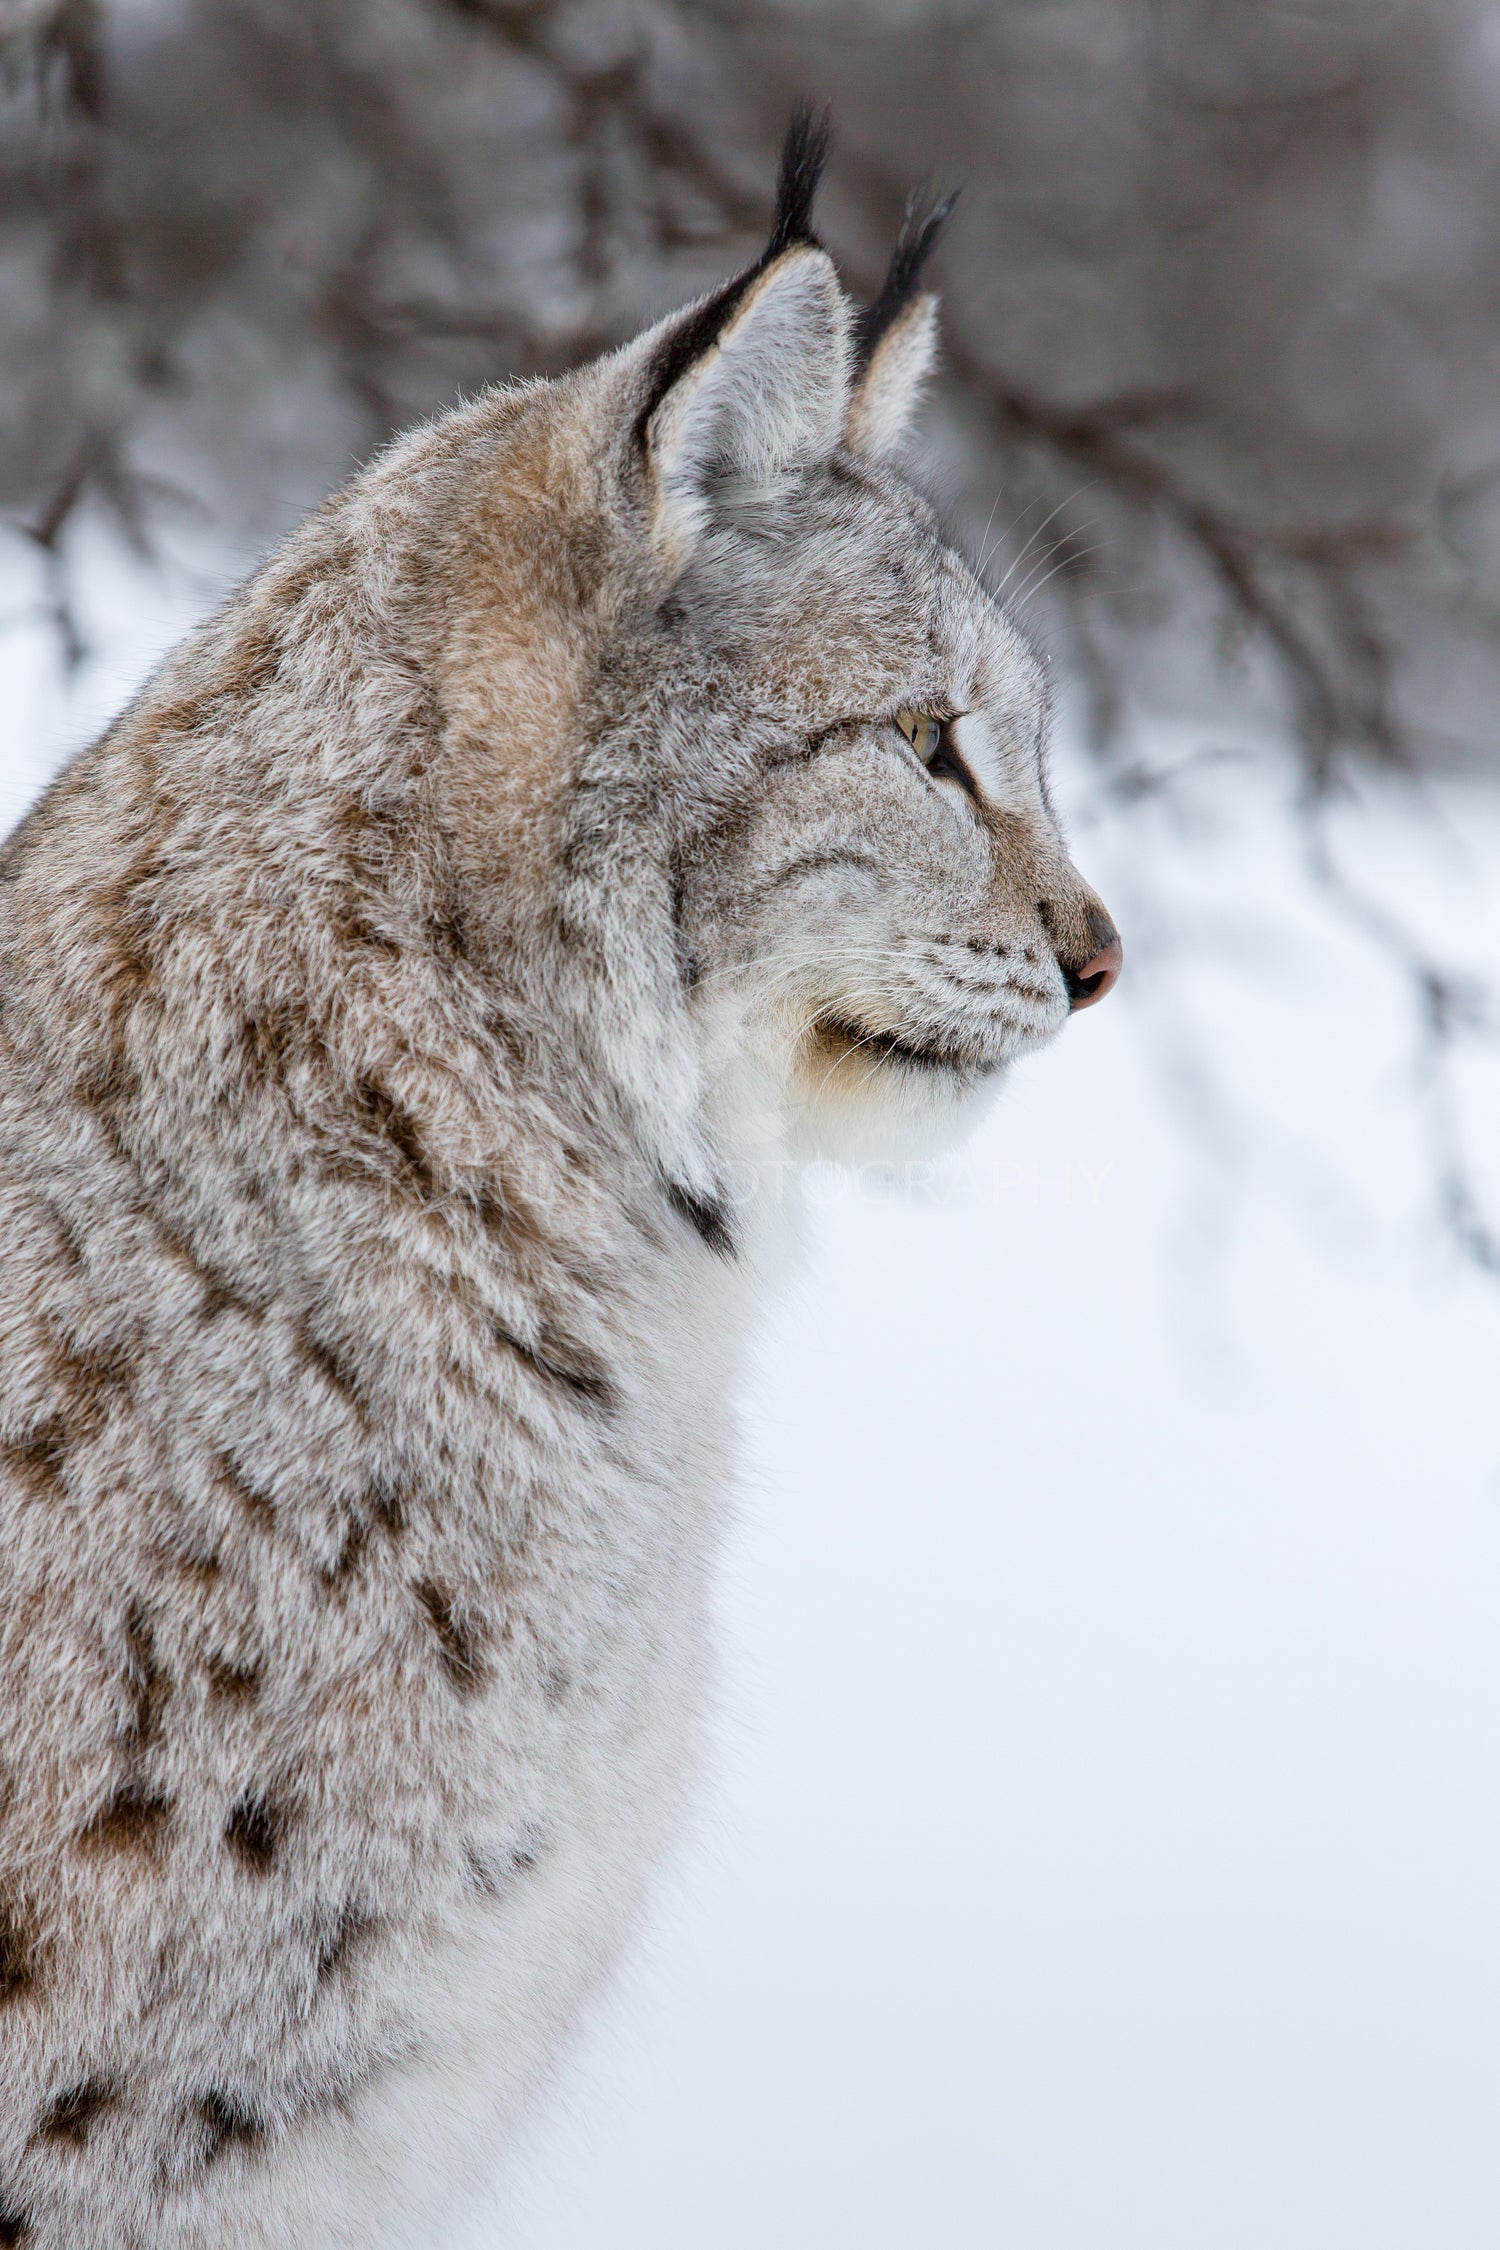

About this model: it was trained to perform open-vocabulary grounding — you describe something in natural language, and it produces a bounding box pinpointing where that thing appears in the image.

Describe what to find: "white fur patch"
[844,293,940,461]
[649,248,853,557]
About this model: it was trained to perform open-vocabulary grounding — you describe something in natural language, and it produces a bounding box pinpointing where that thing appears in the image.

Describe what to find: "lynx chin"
[0,115,1119,2249]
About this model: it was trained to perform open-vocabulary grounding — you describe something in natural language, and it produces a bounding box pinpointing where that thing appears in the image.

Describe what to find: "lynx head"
[421,114,1119,1192]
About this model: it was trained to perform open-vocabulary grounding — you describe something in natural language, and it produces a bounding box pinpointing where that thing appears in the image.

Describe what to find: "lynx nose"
[1066,918,1122,1010]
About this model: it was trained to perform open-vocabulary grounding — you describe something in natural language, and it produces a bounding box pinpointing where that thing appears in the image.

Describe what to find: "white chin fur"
[785,1050,1007,1166]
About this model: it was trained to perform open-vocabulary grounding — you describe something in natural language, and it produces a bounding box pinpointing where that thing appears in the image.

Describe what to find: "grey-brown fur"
[0,135,1114,2247]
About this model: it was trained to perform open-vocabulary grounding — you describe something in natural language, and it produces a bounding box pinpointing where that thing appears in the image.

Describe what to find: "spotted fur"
[0,126,1114,2247]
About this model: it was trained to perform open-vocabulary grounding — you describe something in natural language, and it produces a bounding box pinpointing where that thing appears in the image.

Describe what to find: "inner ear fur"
[844,292,940,462]
[645,246,853,559]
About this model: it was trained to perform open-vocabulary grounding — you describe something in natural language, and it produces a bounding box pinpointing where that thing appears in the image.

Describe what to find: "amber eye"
[895,708,943,761]
[894,707,979,801]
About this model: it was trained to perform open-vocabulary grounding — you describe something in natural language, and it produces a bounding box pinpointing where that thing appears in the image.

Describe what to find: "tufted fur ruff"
[0,131,1116,2248]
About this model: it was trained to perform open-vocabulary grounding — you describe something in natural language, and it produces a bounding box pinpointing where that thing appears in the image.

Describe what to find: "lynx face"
[668,464,1115,1152]
[474,142,1121,1178]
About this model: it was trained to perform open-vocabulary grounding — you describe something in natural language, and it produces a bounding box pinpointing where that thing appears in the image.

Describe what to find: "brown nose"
[1066,923,1122,1010]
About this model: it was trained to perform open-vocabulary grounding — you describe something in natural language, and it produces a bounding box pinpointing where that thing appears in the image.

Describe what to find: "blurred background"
[2,3,1498,2245]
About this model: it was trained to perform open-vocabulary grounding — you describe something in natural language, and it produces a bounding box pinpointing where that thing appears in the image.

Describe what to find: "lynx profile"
[0,118,1119,2248]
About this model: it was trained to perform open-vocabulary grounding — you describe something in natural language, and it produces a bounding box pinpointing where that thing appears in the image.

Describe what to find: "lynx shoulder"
[0,118,1117,2249]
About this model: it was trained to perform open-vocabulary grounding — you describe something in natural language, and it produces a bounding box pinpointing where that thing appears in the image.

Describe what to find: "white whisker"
[987,484,1095,603]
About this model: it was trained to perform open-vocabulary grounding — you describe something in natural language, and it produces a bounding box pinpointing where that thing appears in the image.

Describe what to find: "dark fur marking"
[665,1179,736,1261]
[206,1655,261,1702]
[351,1075,436,1198]
[73,1068,134,1164]
[415,1580,489,1695]
[462,1178,508,1238]
[666,863,701,991]
[219,622,282,703]
[464,1841,500,1898]
[224,1792,283,1874]
[122,1602,169,1747]
[151,1211,260,1327]
[261,541,355,631]
[50,1331,137,1419]
[162,1542,222,1590]
[241,1008,296,1077]
[217,1453,276,1530]
[145,544,347,735]
[0,2200,29,2243]
[0,1903,36,2001]
[333,903,403,960]
[368,1477,408,1536]
[42,1197,91,1275]
[195,2090,265,2167]
[39,2079,116,2147]
[195,1270,249,1324]
[771,848,881,888]
[101,932,155,1005]
[780,717,859,765]
[77,869,162,1119]
[313,1901,372,1983]
[0,1421,70,1498]
[481,1007,526,1071]
[293,1318,364,1412]
[464,1839,540,1897]
[148,625,280,741]
[468,1172,545,1252]
[489,1320,617,1411]
[80,1780,173,1854]
[319,1510,372,1588]
[83,942,155,1091]
[429,899,471,960]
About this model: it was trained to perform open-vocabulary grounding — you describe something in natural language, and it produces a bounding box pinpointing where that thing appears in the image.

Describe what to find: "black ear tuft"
[855,184,962,364]
[636,106,833,447]
[765,104,832,260]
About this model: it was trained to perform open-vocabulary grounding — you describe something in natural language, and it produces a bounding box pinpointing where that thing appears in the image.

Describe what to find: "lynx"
[0,117,1119,2248]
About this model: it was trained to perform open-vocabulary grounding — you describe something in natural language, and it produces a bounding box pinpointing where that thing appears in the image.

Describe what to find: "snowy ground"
[6,538,1499,2250]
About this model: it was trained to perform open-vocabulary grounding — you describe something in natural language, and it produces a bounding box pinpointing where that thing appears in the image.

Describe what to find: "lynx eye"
[895,708,942,761]
[894,707,979,802]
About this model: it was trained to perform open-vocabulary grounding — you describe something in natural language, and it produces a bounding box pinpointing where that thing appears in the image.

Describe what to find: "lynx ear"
[846,183,958,462]
[645,246,853,557]
[844,292,939,461]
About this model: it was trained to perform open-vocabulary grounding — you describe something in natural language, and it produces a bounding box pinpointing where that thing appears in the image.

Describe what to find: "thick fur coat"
[0,127,1117,2247]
